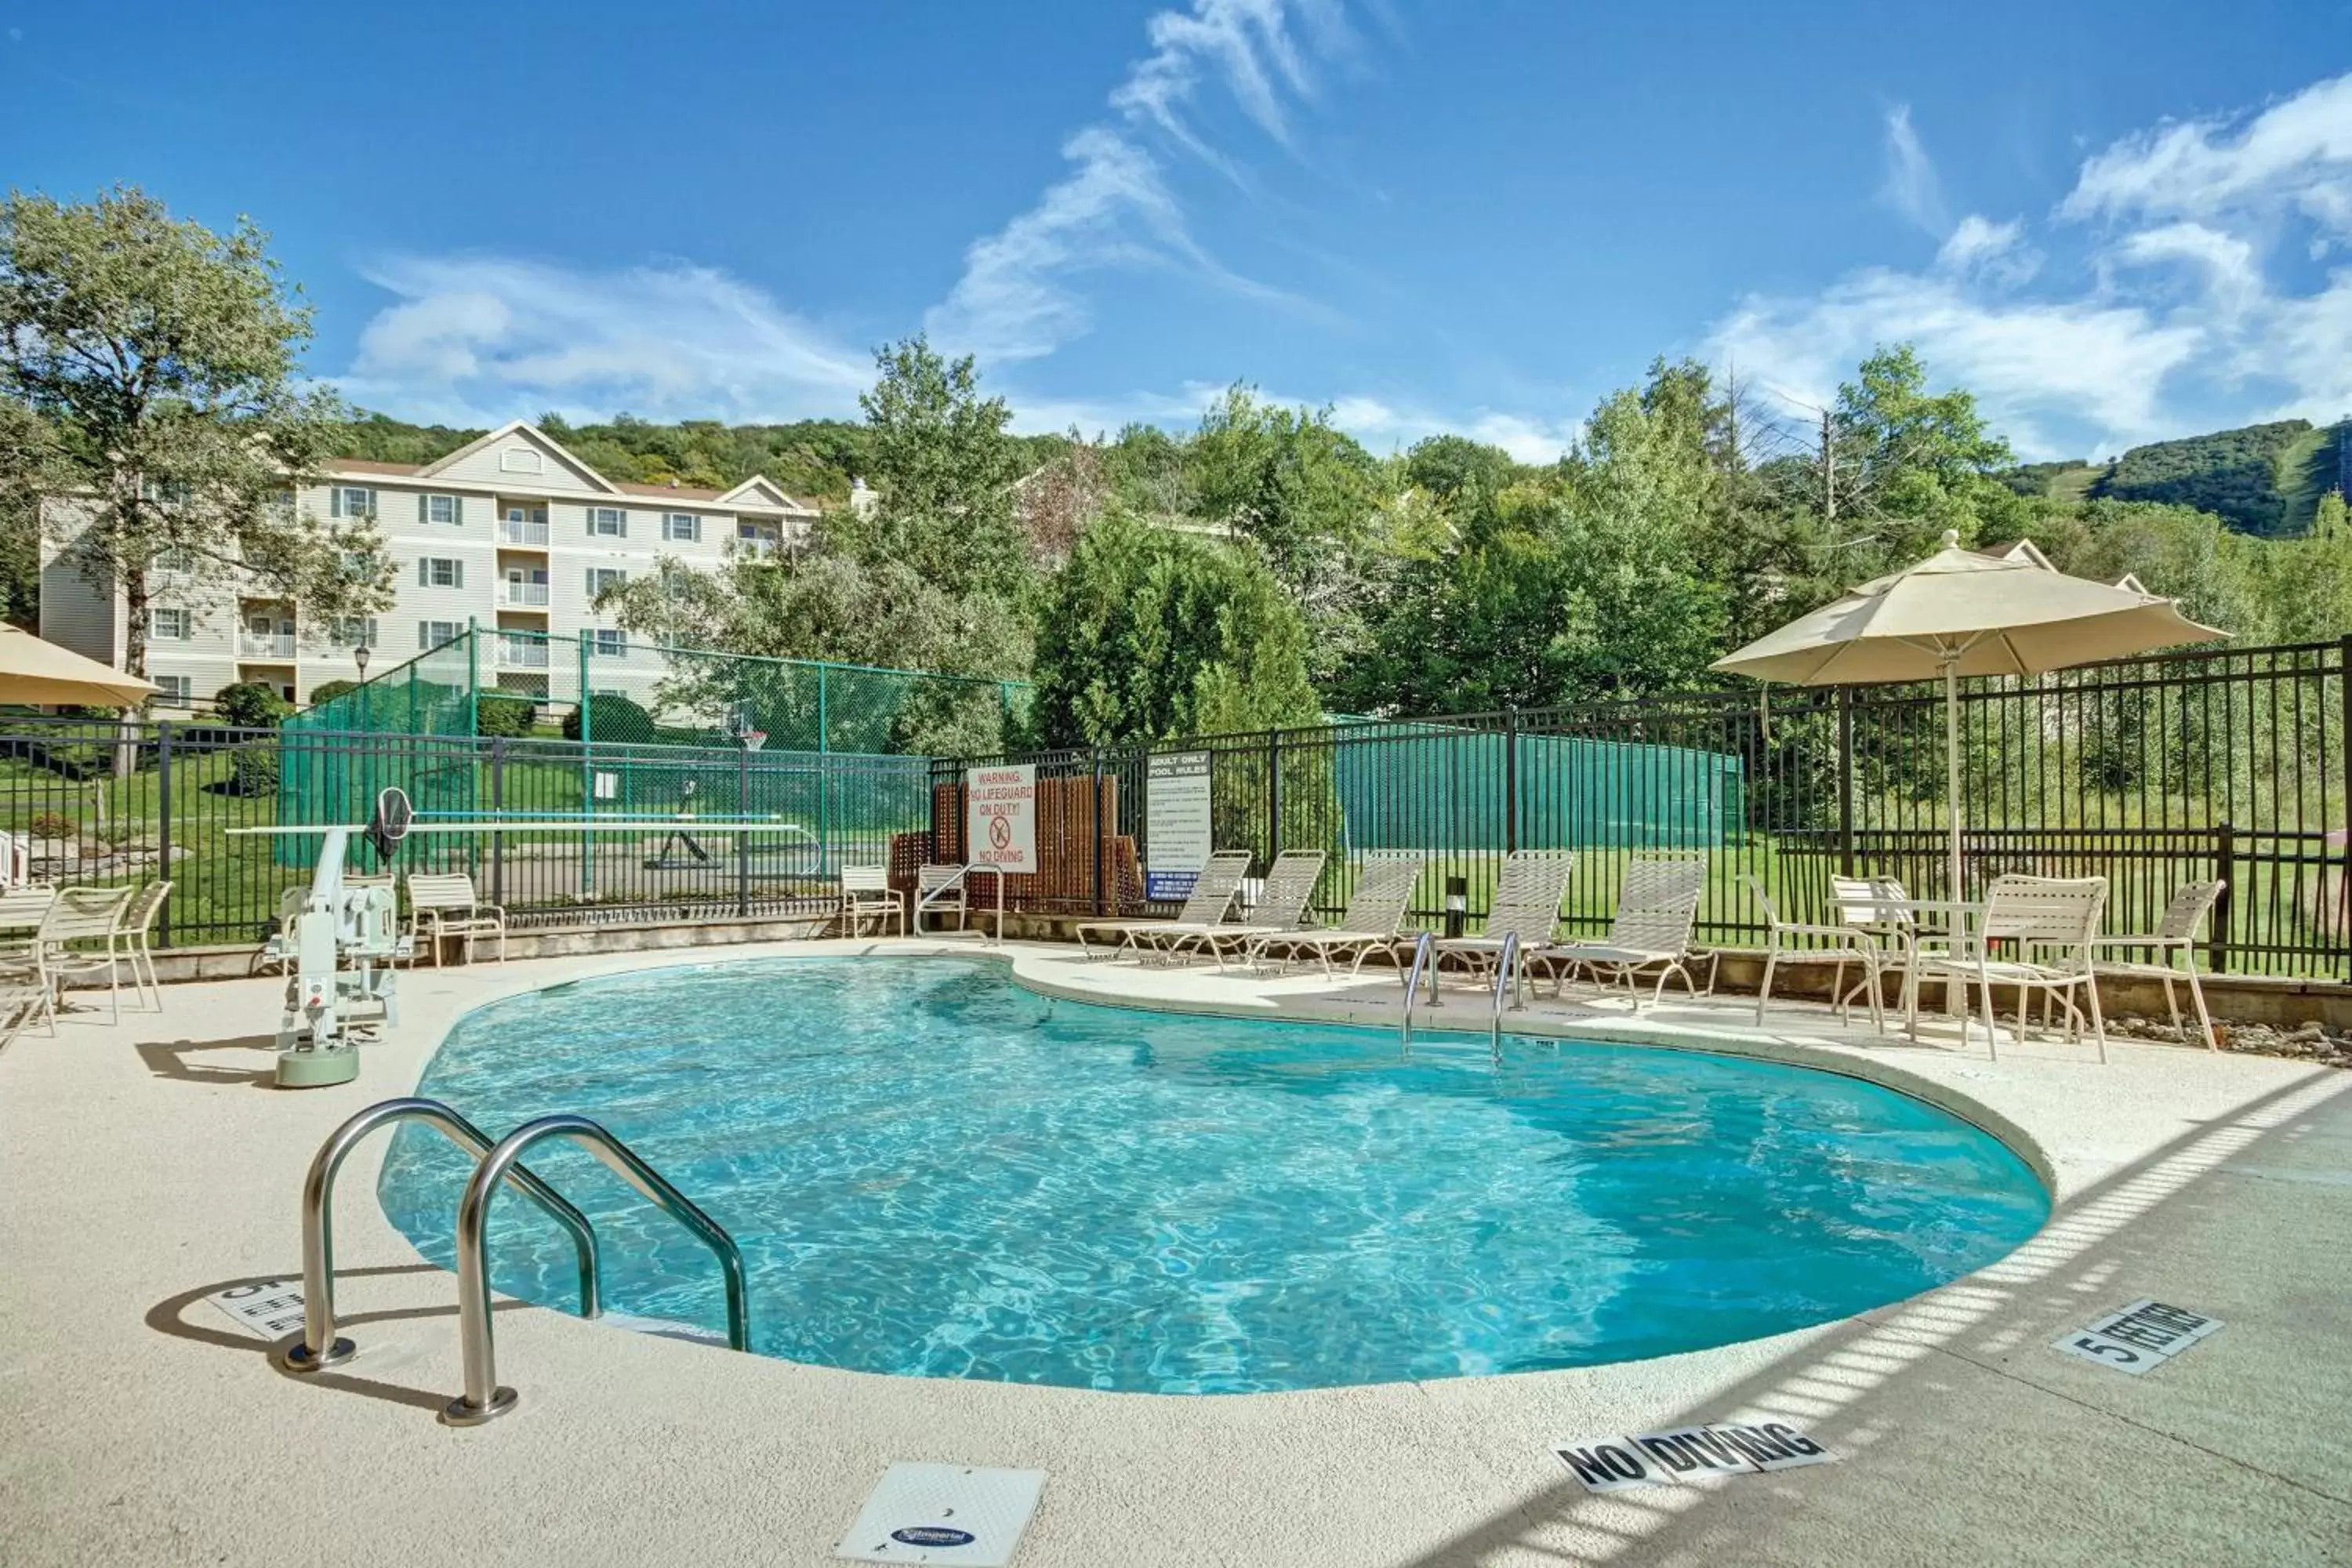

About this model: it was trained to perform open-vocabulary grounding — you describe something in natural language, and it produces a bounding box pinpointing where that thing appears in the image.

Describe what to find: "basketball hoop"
[741,730,767,753]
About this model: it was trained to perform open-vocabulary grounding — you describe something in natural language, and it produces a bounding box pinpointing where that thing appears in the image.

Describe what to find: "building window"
[419,493,464,525]
[586,506,626,538]
[586,567,626,600]
[662,512,701,543]
[417,557,464,589]
[148,607,191,641]
[332,617,380,648]
[152,547,194,574]
[417,620,463,651]
[154,675,193,704]
[590,628,627,658]
[140,478,194,505]
[328,486,376,520]
[499,447,543,474]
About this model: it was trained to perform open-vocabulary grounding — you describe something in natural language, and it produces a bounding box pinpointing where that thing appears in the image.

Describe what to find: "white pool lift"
[228,788,815,1088]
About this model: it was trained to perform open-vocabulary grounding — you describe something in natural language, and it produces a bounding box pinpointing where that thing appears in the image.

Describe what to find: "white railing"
[735,535,778,559]
[239,633,296,659]
[500,519,550,546]
[499,581,550,606]
[496,640,551,670]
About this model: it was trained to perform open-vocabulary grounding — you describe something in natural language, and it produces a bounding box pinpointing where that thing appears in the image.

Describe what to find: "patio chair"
[33,884,136,1024]
[1160,849,1328,966]
[0,883,57,961]
[1746,874,1892,1031]
[119,879,172,1009]
[913,864,971,935]
[1907,874,2109,1061]
[1242,851,1427,975]
[837,864,904,938]
[0,956,52,1047]
[1073,849,1253,961]
[2090,880,2224,1051]
[1539,853,1709,1012]
[405,873,507,967]
[1417,850,1577,1003]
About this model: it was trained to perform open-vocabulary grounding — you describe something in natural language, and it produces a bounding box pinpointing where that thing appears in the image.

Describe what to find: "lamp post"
[353,643,371,681]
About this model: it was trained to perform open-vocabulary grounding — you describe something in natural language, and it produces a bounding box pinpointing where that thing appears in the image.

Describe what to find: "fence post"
[1265,728,1283,860]
[1091,750,1106,916]
[818,664,829,756]
[1502,706,1519,855]
[2210,820,2235,974]
[155,720,173,949]
[1836,686,1856,877]
[578,633,593,900]
[2341,636,2351,981]
[736,741,751,919]
[466,618,480,739]
[488,736,506,910]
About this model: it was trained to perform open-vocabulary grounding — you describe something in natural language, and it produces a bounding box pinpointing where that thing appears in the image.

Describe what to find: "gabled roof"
[415,419,622,495]
[715,475,820,514]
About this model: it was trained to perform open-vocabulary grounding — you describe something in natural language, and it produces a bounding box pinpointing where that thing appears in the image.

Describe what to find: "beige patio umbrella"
[0,624,157,707]
[1711,529,2227,900]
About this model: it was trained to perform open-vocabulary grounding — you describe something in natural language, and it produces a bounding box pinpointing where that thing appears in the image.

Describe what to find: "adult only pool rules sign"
[1145,751,1213,901]
[1554,1421,1836,1492]
[965,764,1037,874]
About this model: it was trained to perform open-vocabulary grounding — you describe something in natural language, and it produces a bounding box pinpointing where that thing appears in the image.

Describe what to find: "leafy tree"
[1403,434,1519,503]
[474,691,537,738]
[0,187,394,684]
[212,680,291,728]
[1029,509,1320,747]
[1824,344,2020,568]
[303,678,359,707]
[1189,385,1379,595]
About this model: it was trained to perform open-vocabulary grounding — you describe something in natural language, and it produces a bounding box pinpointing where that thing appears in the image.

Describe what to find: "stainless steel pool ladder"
[1399,931,1435,1051]
[445,1113,750,1428]
[1487,931,1521,1061]
[281,1098,602,1375]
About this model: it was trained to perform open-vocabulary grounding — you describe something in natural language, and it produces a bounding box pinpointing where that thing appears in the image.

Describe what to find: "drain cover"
[834,1463,1047,1565]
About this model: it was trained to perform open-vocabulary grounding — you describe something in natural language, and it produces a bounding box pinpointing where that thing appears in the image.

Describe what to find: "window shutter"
[417,621,430,650]
[617,510,627,538]
[452,561,463,590]
[450,495,462,525]
[417,494,429,524]
[330,488,343,520]
[586,507,597,538]
[416,558,427,586]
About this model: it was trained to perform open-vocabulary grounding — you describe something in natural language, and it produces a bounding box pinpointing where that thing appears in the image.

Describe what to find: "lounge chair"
[1540,852,1708,1011]
[120,879,171,1010]
[405,873,507,966]
[1074,849,1254,961]
[1159,849,1328,966]
[837,864,905,937]
[1241,851,1427,975]
[2089,880,2224,1051]
[1909,873,2109,1061]
[1416,850,1577,1002]
[913,864,970,934]
[32,884,136,1024]
[1748,873,1888,1031]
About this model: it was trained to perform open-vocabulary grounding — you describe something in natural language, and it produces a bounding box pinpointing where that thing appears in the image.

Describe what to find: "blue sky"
[6,1,2350,461]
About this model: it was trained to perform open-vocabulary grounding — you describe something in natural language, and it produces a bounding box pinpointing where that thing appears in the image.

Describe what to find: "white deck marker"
[2053,1298,2221,1375]
[835,1464,1047,1565]
[207,1279,307,1341]
[1555,1421,1835,1491]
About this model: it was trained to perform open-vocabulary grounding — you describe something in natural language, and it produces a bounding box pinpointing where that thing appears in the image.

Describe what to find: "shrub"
[475,693,538,738]
[213,681,292,730]
[225,742,279,797]
[27,811,76,840]
[560,691,653,742]
[305,679,361,709]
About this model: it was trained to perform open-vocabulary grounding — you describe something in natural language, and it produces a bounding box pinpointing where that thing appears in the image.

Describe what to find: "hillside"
[2001,418,2348,536]
[336,412,1068,503]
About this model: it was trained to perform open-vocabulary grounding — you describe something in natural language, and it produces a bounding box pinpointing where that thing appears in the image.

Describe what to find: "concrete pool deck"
[2,936,2347,1566]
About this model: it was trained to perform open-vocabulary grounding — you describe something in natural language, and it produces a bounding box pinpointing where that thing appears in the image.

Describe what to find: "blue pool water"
[379,957,2047,1393]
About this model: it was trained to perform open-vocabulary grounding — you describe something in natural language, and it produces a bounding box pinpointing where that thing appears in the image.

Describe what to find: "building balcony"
[499,581,550,607]
[735,535,779,560]
[238,633,296,659]
[495,639,551,670]
[500,519,550,546]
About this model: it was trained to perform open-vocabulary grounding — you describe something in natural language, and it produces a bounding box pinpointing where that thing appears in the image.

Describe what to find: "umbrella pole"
[1944,659,1963,904]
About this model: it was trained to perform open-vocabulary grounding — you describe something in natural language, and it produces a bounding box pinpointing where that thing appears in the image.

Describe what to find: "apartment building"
[39,421,820,710]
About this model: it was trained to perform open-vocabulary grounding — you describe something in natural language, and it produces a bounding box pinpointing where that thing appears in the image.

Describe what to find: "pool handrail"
[1488,930,1520,1059]
[445,1112,748,1427]
[281,1097,601,1374]
[1399,931,1435,1051]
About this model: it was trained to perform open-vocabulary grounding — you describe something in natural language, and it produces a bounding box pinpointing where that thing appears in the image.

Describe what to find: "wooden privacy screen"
[897,773,1145,915]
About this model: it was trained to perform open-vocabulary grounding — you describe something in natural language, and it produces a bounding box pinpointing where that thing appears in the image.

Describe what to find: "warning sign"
[208,1279,307,1341]
[2053,1298,2221,1376]
[965,764,1037,875]
[1554,1421,1836,1492]
[1145,751,1212,902]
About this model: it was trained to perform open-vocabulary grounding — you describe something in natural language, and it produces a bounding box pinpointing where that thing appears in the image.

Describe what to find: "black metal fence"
[0,717,931,949]
[931,637,2352,980]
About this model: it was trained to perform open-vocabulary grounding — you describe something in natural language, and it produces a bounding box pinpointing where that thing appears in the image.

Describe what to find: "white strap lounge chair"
[1073,849,1254,961]
[405,873,507,967]
[838,864,905,938]
[119,879,171,1010]
[1907,874,2109,1061]
[2089,880,2224,1051]
[1158,849,1328,966]
[32,884,136,1024]
[0,956,52,1047]
[1243,852,1427,975]
[1541,853,1708,1012]
[1748,873,1888,1032]
[1418,850,1577,1002]
[913,864,970,934]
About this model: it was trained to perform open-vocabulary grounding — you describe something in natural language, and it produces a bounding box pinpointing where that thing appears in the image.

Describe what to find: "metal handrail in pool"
[445,1113,749,1427]
[1487,931,1520,1060]
[1399,931,1435,1051]
[281,1097,601,1374]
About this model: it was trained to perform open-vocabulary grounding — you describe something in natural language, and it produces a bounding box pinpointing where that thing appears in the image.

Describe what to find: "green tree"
[212,679,291,728]
[0,187,394,685]
[1029,510,1319,747]
[1827,343,2020,568]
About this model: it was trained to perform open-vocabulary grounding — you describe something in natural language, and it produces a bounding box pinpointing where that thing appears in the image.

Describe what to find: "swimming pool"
[379,956,2048,1394]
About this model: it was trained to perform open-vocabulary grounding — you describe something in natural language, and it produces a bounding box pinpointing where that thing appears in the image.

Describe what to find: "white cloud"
[1880,105,1947,235]
[341,255,871,425]
[1713,70,2352,459]
[926,0,1350,362]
